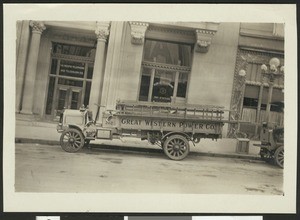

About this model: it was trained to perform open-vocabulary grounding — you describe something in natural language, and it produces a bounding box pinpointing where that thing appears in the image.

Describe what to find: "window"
[241,61,284,130]
[139,39,192,103]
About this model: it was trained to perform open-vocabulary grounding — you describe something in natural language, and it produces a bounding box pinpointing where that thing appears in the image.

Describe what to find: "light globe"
[269,57,280,67]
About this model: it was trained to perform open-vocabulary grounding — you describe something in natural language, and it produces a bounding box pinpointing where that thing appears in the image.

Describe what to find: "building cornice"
[142,61,191,73]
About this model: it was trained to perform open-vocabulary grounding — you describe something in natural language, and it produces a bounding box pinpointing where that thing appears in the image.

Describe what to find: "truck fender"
[161,132,191,142]
[67,124,86,138]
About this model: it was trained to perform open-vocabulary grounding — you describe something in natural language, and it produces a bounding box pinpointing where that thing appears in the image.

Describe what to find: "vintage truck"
[57,100,227,160]
[56,100,284,165]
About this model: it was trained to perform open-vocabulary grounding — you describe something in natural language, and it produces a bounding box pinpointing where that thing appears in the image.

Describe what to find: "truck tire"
[163,135,190,160]
[60,128,84,153]
[274,146,284,168]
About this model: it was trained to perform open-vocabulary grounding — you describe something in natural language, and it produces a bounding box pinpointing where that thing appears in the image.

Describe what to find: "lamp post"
[260,57,284,125]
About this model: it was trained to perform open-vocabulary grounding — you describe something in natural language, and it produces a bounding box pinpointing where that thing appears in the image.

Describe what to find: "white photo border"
[3,3,297,213]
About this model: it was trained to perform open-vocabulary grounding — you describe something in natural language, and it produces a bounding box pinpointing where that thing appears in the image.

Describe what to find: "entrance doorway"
[45,42,95,118]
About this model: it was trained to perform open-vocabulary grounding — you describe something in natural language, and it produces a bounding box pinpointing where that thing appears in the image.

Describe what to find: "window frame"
[138,38,193,103]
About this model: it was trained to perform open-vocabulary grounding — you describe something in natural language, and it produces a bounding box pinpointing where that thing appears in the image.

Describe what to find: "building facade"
[15,21,284,138]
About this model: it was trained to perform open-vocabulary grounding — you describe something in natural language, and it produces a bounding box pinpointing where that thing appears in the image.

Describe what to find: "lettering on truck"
[120,118,216,130]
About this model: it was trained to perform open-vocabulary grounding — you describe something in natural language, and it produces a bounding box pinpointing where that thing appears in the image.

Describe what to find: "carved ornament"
[195,29,216,53]
[95,21,110,42]
[142,61,190,73]
[129,22,149,45]
[30,21,46,34]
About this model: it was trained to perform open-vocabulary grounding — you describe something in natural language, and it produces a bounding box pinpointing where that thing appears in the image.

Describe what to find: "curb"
[15,138,261,161]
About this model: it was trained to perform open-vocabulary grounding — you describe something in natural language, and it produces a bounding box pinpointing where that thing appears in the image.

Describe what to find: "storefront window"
[139,39,192,103]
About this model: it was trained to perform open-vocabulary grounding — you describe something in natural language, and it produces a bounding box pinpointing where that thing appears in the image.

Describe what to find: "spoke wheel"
[274,146,284,168]
[60,128,84,153]
[163,135,190,160]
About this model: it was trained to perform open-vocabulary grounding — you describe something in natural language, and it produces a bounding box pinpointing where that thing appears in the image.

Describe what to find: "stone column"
[88,21,110,120]
[20,21,46,114]
[16,20,30,112]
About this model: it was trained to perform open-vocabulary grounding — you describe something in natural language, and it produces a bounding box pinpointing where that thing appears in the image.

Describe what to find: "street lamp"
[260,57,284,124]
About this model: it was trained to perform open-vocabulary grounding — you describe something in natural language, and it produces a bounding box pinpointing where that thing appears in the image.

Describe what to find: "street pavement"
[15,143,283,194]
[15,118,262,160]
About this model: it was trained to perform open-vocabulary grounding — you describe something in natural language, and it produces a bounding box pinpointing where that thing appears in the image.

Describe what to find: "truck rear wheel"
[163,135,190,160]
[274,146,284,168]
[60,128,84,153]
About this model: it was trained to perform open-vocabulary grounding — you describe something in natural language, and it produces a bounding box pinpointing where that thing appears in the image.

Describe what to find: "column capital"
[95,21,110,42]
[29,21,46,34]
[129,21,149,45]
[195,29,217,53]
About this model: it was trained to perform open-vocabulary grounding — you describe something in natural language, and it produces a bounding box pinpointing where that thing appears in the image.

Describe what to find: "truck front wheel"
[60,128,84,153]
[163,135,190,160]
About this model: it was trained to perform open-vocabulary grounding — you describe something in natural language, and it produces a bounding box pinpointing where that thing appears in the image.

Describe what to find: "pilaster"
[89,21,110,118]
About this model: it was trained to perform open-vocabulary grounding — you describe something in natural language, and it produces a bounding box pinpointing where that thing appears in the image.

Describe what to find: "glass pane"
[87,63,94,79]
[84,81,91,107]
[138,67,152,101]
[243,97,258,109]
[57,90,67,110]
[177,73,188,98]
[244,85,260,99]
[139,75,150,101]
[59,60,85,78]
[70,91,79,109]
[143,39,192,66]
[262,88,284,112]
[45,77,56,115]
[58,78,83,87]
[152,70,175,102]
[52,42,95,57]
[50,59,58,75]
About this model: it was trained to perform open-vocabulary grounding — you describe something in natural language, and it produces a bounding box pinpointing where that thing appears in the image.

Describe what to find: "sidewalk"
[15,118,261,160]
